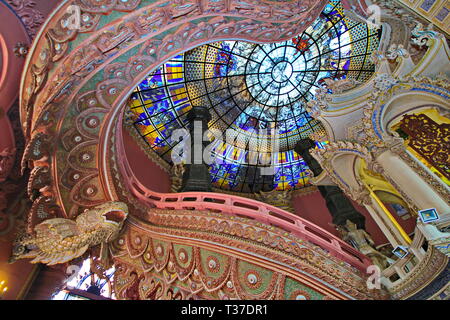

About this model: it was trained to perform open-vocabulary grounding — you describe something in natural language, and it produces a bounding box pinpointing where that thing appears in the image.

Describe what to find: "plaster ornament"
[9,201,128,265]
[370,50,386,65]
[385,44,410,61]
[305,87,331,117]
[322,77,361,94]
[371,0,417,28]
[350,186,373,206]
[306,100,322,118]
[310,141,376,199]
[13,42,29,58]
[6,0,45,38]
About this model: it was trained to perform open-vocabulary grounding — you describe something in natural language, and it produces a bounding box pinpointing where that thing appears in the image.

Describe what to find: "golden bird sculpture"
[9,202,128,265]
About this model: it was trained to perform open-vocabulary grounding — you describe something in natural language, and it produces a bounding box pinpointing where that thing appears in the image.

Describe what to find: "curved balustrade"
[117,139,372,273]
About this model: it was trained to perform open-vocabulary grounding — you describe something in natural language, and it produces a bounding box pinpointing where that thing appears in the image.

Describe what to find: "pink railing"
[117,139,372,273]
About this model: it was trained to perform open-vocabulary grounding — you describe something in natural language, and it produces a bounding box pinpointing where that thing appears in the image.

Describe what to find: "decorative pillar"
[295,138,366,229]
[181,106,212,192]
[374,140,450,216]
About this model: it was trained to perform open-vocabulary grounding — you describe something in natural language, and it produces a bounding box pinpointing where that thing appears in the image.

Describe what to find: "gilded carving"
[399,114,449,181]
[390,247,448,300]
[359,76,450,204]
[255,189,294,213]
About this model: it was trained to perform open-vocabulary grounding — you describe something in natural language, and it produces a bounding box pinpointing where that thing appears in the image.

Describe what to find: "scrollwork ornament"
[6,0,45,39]
[411,23,441,48]
[321,78,361,94]
[306,87,332,117]
[385,43,410,61]
[370,50,386,65]
[371,0,420,30]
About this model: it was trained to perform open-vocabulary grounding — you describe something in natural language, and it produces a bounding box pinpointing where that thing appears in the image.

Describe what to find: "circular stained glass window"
[126,0,381,193]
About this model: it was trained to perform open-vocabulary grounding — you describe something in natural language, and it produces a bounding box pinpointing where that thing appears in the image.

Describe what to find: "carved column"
[295,139,366,229]
[374,140,450,216]
[181,106,212,192]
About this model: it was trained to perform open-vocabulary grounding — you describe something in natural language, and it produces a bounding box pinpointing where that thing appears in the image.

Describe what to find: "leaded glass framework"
[126,0,381,193]
[52,259,115,300]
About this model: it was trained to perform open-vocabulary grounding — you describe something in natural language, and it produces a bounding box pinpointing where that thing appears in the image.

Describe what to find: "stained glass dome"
[126,0,381,193]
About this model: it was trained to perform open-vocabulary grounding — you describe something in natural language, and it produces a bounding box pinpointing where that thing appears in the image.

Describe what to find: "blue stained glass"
[137,113,152,126]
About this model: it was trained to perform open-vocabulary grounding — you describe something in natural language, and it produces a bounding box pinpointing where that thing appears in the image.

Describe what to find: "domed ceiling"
[126,0,381,193]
